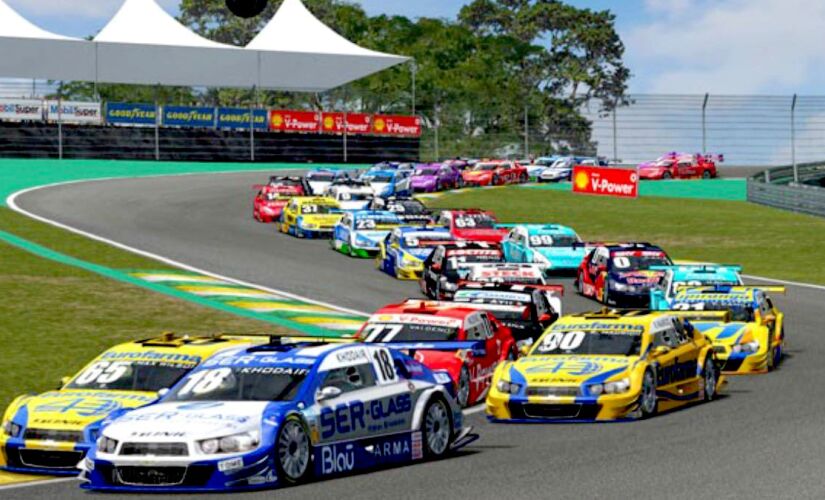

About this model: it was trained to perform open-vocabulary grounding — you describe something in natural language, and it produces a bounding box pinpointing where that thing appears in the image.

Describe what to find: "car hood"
[454,228,507,243]
[536,247,586,265]
[637,162,664,171]
[19,389,158,431]
[513,355,634,386]
[404,247,435,260]
[411,176,437,184]
[301,214,343,225]
[611,270,665,286]
[691,321,753,346]
[102,401,278,442]
[464,171,492,178]
[355,230,393,244]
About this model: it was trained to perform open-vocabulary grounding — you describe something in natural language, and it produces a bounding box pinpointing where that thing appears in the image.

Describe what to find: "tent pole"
[154,84,160,161]
[411,61,416,116]
[250,86,257,163]
[343,88,348,164]
[58,81,63,160]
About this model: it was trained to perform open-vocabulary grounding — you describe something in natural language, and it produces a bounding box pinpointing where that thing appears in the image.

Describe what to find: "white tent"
[0,0,95,81]
[248,0,410,91]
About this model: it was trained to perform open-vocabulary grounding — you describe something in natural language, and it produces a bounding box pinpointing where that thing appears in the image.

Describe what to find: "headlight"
[732,341,759,354]
[302,223,318,229]
[604,378,631,394]
[497,380,522,395]
[400,254,420,268]
[611,282,629,292]
[2,420,22,438]
[96,436,119,454]
[198,431,260,455]
[442,282,458,291]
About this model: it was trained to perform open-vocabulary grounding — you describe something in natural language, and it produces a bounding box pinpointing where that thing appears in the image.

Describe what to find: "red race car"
[358,302,517,408]
[462,160,529,187]
[435,209,509,243]
[637,152,722,180]
[252,176,310,223]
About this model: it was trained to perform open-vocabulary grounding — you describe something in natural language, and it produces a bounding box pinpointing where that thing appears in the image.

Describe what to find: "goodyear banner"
[163,106,216,128]
[216,108,268,130]
[46,101,102,124]
[106,102,157,126]
[0,98,44,121]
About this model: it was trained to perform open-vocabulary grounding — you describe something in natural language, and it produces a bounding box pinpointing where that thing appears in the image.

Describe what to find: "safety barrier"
[748,162,825,217]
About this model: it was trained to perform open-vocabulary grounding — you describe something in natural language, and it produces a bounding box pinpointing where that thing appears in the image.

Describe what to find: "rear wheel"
[702,357,718,401]
[576,272,585,295]
[492,174,500,185]
[519,172,528,183]
[640,370,658,419]
[456,366,471,408]
[702,169,712,179]
[422,398,453,458]
[662,171,673,180]
[276,416,312,484]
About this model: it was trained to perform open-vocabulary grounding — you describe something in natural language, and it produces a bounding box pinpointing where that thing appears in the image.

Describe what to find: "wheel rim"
[703,171,711,179]
[704,360,716,399]
[577,274,584,294]
[425,401,451,455]
[641,373,656,414]
[457,369,470,407]
[278,420,309,480]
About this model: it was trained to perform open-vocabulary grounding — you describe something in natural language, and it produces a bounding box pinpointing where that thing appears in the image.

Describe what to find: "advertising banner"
[46,101,102,124]
[163,106,216,128]
[0,99,44,121]
[572,166,639,199]
[216,108,268,130]
[106,102,157,126]
[372,114,422,137]
[321,112,372,135]
[269,110,320,133]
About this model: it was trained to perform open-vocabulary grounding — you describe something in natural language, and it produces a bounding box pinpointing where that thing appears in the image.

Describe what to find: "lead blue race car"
[501,224,586,273]
[80,341,475,493]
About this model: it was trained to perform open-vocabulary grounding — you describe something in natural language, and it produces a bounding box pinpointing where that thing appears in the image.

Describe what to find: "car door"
[463,312,500,399]
[676,160,694,178]
[396,172,411,195]
[334,213,352,247]
[502,229,521,262]
[650,319,700,396]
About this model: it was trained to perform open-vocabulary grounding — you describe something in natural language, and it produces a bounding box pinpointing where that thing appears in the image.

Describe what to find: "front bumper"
[394,264,424,280]
[2,439,92,476]
[713,346,771,375]
[606,287,653,307]
[486,391,639,422]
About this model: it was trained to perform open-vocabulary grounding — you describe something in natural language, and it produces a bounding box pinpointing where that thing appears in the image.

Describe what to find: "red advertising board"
[321,112,372,135]
[372,114,422,137]
[572,166,639,198]
[269,110,320,133]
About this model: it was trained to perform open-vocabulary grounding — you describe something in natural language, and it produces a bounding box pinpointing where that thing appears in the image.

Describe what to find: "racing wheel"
[226,0,269,18]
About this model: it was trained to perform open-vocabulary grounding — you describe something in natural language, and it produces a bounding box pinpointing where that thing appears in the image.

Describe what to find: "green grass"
[0,208,285,411]
[431,188,825,284]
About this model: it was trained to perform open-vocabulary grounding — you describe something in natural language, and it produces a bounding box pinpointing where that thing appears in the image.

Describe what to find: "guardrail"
[748,162,825,216]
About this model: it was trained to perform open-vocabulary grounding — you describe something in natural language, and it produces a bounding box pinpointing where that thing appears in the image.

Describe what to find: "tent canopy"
[0,0,410,91]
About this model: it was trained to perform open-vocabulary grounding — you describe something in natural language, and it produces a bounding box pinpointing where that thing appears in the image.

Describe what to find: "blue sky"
[7,0,824,95]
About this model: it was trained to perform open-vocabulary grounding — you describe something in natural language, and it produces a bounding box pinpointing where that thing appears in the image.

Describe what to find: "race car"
[501,224,586,273]
[369,161,415,173]
[403,283,562,347]
[537,156,605,183]
[420,242,505,300]
[486,310,724,422]
[462,161,528,187]
[359,169,411,198]
[663,285,786,373]
[278,197,343,238]
[305,168,350,195]
[575,243,673,307]
[0,333,258,476]
[435,209,509,243]
[331,210,405,258]
[325,179,375,211]
[410,163,463,193]
[369,196,434,225]
[376,227,456,280]
[80,342,474,492]
[358,303,517,408]
[252,177,310,223]
[637,152,722,180]
[460,263,548,287]
[649,264,744,310]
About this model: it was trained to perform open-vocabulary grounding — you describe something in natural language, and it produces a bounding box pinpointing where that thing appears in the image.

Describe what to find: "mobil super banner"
[106,102,157,126]
[572,166,639,199]
[217,108,268,130]
[0,99,44,121]
[163,106,216,128]
[46,101,102,124]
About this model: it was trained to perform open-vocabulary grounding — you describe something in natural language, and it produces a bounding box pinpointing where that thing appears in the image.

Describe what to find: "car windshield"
[367,174,394,183]
[355,216,401,229]
[414,168,438,176]
[403,234,453,248]
[474,164,500,171]
[165,366,308,402]
[454,214,496,229]
[308,173,335,181]
[669,279,740,295]
[534,329,642,356]
[339,193,373,202]
[301,204,337,214]
[67,360,193,392]
[271,179,302,187]
[529,234,579,248]
[361,322,459,342]
[611,252,670,271]
[672,302,755,322]
[386,201,428,214]
[550,160,571,169]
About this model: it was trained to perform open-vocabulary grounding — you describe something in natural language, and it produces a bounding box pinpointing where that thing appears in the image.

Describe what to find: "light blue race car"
[359,169,412,198]
[376,227,455,280]
[501,224,586,272]
[331,210,405,258]
[649,264,743,310]
[526,156,562,180]
[80,342,475,493]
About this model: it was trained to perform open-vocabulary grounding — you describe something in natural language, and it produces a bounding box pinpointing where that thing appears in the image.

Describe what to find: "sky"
[6,0,825,96]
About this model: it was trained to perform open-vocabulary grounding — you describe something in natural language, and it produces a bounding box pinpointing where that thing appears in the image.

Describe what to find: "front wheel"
[702,170,712,179]
[422,398,453,459]
[276,416,312,484]
[576,272,585,295]
[519,172,528,183]
[662,171,673,180]
[492,175,500,186]
[702,357,718,401]
[639,370,658,419]
[456,366,471,408]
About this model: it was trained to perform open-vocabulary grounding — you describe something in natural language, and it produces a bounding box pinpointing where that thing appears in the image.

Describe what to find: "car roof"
[201,342,383,371]
[105,334,257,363]
[521,224,577,236]
[375,303,479,321]
[295,196,337,204]
[551,310,663,334]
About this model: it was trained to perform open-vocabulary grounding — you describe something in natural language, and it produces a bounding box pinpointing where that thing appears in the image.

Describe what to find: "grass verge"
[430,187,825,285]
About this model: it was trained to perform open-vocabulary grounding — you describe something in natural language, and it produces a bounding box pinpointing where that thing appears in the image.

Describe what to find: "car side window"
[480,314,495,339]
[653,326,681,348]
[321,363,377,395]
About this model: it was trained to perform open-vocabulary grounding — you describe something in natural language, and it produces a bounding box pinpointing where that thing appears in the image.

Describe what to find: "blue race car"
[649,264,744,310]
[526,156,561,180]
[331,210,405,258]
[376,227,455,280]
[501,224,586,273]
[80,342,474,493]
[359,169,412,198]
[306,168,350,195]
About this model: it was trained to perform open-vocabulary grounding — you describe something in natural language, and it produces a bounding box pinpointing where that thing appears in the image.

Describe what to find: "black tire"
[275,415,312,485]
[422,397,453,459]
[456,366,471,408]
[602,284,610,305]
[702,170,712,179]
[576,272,585,295]
[662,171,673,180]
[435,181,442,192]
[702,357,718,401]
[519,172,528,183]
[492,174,500,185]
[639,370,658,419]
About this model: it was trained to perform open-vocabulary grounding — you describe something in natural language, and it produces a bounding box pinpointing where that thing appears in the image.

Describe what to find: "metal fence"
[748,162,825,217]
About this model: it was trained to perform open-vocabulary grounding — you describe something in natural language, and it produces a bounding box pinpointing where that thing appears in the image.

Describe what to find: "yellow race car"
[486,310,724,422]
[278,196,343,238]
[0,333,259,476]
[666,285,786,374]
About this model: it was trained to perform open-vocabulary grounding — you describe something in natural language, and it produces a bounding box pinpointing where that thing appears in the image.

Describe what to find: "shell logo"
[374,118,386,132]
[323,116,335,130]
[574,171,590,190]
[271,113,284,127]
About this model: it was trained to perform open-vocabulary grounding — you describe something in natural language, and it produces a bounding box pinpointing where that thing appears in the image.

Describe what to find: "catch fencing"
[748,162,825,217]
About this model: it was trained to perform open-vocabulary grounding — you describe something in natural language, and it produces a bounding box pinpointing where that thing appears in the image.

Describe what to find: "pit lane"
[5,171,825,499]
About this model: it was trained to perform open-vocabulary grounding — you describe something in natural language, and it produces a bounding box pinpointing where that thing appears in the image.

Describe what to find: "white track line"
[742,274,825,291]
[0,477,76,492]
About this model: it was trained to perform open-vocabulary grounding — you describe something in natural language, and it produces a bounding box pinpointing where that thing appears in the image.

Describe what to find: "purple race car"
[410,163,464,193]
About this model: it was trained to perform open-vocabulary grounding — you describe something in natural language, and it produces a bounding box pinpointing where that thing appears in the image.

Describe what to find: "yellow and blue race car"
[666,285,786,373]
[0,333,258,476]
[278,196,343,238]
[486,310,724,422]
[375,226,455,280]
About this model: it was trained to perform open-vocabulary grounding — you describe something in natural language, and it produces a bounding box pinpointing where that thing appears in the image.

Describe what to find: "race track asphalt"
[5,171,825,499]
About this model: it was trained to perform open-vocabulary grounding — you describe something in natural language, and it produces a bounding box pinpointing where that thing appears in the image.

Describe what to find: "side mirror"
[432,263,442,272]
[59,376,71,388]
[157,388,170,399]
[519,344,531,357]
[653,346,671,356]
[316,386,343,402]
[538,314,552,323]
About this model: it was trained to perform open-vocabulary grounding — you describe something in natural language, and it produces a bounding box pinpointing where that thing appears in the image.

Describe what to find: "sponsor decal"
[100,350,201,365]
[573,166,638,199]
[373,114,422,137]
[0,98,44,121]
[550,322,645,335]
[130,431,186,438]
[106,102,157,126]
[319,394,412,439]
[524,359,606,376]
[269,110,320,133]
[657,360,696,386]
[370,314,463,328]
[370,437,411,458]
[46,101,102,124]
[411,431,423,459]
[216,108,268,130]
[321,112,372,134]
[34,397,123,417]
[218,457,244,473]
[321,444,355,474]
[163,106,216,128]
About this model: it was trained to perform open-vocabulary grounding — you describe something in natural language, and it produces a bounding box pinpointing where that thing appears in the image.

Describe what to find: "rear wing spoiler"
[650,264,742,273]
[674,284,786,295]
[664,310,733,323]
[400,298,530,315]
